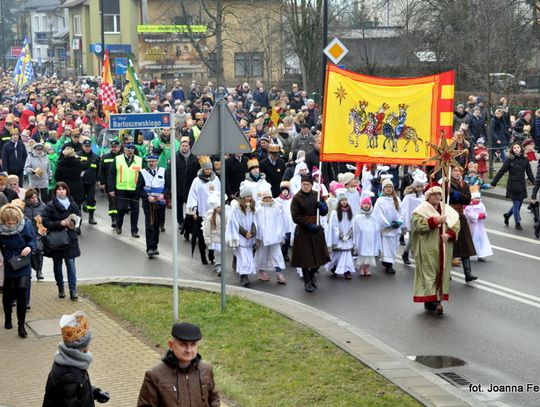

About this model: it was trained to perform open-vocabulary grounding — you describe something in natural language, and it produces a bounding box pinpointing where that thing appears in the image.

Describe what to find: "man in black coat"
[225,153,248,199]
[1,129,27,186]
[175,137,199,227]
[260,145,286,197]
[305,133,334,187]
[78,139,100,225]
[98,140,121,228]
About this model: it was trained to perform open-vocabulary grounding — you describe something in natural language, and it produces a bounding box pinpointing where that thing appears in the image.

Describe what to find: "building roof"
[24,0,62,11]
[59,0,88,8]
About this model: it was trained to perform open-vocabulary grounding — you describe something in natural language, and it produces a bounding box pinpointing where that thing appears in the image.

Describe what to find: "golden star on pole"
[424,131,466,177]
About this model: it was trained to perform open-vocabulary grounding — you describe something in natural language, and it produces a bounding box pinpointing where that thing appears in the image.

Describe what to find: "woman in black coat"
[55,147,84,207]
[491,142,535,230]
[41,182,81,300]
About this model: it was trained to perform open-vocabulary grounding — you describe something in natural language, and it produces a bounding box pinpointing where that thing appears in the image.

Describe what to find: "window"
[103,0,120,33]
[35,47,41,58]
[34,16,40,31]
[73,15,82,36]
[234,52,263,77]
[42,16,48,30]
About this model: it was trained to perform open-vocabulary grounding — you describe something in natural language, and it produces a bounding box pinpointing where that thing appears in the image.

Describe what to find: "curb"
[78,276,504,407]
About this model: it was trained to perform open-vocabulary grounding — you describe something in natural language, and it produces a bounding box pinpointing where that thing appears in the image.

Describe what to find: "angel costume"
[373,190,402,272]
[353,206,381,268]
[255,199,286,272]
[325,208,355,276]
[463,199,493,259]
[225,201,257,277]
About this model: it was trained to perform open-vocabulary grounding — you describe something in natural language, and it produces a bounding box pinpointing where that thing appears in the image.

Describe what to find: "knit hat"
[329,181,344,196]
[60,311,92,349]
[280,180,290,191]
[336,188,348,202]
[425,185,443,200]
[247,158,259,170]
[260,189,272,199]
[180,136,191,144]
[239,183,252,198]
[259,133,270,143]
[476,137,485,145]
[381,177,394,189]
[338,172,355,186]
[361,196,372,206]
[198,155,213,170]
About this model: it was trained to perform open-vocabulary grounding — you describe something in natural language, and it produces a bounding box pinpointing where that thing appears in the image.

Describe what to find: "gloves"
[307,224,320,233]
[316,201,328,212]
[478,213,486,220]
[390,220,403,229]
[93,388,110,404]
[451,191,461,200]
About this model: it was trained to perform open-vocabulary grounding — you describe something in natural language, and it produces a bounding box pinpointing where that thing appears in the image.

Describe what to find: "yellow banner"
[321,65,455,165]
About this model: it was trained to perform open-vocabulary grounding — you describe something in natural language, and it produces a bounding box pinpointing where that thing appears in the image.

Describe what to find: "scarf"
[57,196,70,210]
[0,220,25,236]
[249,173,261,182]
[53,342,93,370]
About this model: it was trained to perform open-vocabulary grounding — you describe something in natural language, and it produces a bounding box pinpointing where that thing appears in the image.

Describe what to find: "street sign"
[323,37,349,65]
[115,58,128,75]
[191,100,252,155]
[109,112,171,130]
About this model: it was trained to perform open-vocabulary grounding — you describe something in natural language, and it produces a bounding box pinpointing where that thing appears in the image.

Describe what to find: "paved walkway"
[0,282,161,407]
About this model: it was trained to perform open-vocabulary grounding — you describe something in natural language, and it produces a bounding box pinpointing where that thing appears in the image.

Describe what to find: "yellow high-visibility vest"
[115,155,142,191]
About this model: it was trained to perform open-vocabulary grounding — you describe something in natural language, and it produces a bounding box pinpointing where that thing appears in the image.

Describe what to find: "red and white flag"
[98,50,117,114]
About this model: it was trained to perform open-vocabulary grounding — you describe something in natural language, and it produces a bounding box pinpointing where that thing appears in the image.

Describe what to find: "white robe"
[373,195,402,263]
[325,210,355,274]
[400,193,424,232]
[353,212,381,266]
[187,172,221,218]
[255,201,286,271]
[241,175,272,204]
[346,188,361,214]
[464,202,493,258]
[225,206,256,275]
[275,196,294,234]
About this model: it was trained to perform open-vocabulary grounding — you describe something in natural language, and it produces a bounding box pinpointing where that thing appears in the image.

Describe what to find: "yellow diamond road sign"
[323,37,348,65]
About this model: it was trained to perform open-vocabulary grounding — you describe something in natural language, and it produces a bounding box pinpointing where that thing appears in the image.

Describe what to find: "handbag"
[8,255,31,271]
[42,229,70,251]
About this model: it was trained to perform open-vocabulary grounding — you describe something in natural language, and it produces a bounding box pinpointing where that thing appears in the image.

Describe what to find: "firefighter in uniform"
[78,139,100,225]
[137,154,169,258]
[99,139,121,228]
[107,142,142,238]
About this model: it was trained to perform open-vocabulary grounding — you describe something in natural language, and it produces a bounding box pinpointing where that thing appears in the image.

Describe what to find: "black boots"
[302,270,314,292]
[462,257,478,282]
[18,324,27,338]
[89,211,97,225]
[531,202,540,238]
[111,214,117,229]
[382,261,396,274]
[4,314,12,329]
[503,213,510,226]
[402,252,411,265]
[240,275,250,287]
[70,289,78,301]
[310,269,318,288]
[58,286,65,298]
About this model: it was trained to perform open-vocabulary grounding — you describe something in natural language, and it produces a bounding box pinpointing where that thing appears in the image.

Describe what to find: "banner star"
[424,132,466,177]
[334,83,347,105]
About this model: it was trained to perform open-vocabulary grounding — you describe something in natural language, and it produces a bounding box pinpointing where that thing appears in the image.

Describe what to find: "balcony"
[34,32,52,44]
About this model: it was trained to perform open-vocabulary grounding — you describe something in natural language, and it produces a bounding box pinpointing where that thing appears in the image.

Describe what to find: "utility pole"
[99,0,105,64]
[0,0,7,72]
[321,0,328,105]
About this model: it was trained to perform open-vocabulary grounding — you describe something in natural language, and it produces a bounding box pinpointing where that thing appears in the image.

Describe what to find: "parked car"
[489,73,527,93]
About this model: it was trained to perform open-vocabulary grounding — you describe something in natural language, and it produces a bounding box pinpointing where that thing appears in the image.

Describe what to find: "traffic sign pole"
[170,112,179,320]
[219,102,227,311]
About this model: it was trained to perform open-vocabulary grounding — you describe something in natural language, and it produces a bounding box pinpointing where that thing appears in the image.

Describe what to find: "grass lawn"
[80,284,422,407]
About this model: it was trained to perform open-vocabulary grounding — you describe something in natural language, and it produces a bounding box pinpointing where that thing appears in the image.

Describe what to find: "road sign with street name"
[109,113,171,130]
[323,37,349,65]
[192,99,252,155]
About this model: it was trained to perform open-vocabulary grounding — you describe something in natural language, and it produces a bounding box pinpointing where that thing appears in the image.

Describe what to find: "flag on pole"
[121,59,150,113]
[12,38,35,92]
[321,64,455,165]
[98,50,118,114]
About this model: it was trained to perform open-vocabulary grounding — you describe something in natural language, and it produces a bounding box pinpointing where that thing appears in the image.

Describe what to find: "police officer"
[99,139,121,228]
[137,154,169,258]
[107,143,142,238]
[78,139,100,225]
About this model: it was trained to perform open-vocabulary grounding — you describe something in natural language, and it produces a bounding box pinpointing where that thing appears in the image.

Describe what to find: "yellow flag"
[321,65,455,165]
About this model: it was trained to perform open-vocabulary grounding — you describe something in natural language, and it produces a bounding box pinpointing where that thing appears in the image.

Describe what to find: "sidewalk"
[0,282,160,407]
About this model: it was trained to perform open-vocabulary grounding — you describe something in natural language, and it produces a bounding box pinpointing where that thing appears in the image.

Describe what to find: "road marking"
[491,244,540,261]
[486,227,540,245]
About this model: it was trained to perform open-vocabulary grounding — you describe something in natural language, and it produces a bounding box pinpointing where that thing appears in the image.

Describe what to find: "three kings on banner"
[320,64,455,166]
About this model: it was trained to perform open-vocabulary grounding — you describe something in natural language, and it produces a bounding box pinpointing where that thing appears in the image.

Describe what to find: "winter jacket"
[55,157,84,203]
[305,148,334,187]
[491,117,509,147]
[259,156,286,197]
[78,151,100,184]
[1,140,27,174]
[25,151,52,189]
[225,155,248,198]
[41,197,81,259]
[175,151,199,197]
[43,362,95,407]
[453,110,468,132]
[0,220,36,279]
[137,351,220,407]
[491,153,535,199]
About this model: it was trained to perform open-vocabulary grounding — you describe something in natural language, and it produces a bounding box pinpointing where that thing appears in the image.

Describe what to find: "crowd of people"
[0,72,539,328]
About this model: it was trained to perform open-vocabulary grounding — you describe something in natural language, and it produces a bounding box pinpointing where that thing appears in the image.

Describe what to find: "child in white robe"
[202,193,224,275]
[373,178,402,274]
[325,189,355,279]
[225,185,257,286]
[255,189,287,284]
[399,170,427,265]
[275,181,294,262]
[463,187,493,261]
[353,196,380,276]
[338,172,361,214]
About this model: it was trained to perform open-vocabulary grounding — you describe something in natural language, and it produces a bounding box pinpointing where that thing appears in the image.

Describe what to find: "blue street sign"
[109,113,172,130]
[115,58,128,75]
[337,65,346,69]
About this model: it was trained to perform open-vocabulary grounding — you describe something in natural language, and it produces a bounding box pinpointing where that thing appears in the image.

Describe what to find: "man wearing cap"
[79,139,100,225]
[1,128,27,186]
[290,124,315,158]
[260,144,286,197]
[255,133,270,161]
[290,175,330,292]
[99,139,121,228]
[137,322,220,407]
[137,154,169,258]
[43,311,110,406]
[107,142,143,237]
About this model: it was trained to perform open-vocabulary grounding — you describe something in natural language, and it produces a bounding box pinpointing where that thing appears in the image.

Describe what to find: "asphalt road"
[38,191,540,407]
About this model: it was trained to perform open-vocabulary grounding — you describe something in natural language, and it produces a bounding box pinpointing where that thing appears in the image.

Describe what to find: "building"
[22,0,69,76]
